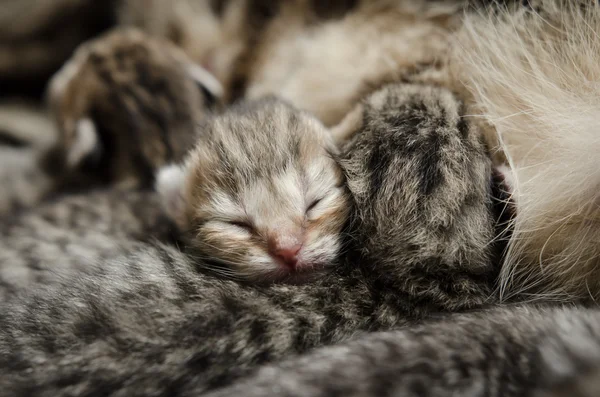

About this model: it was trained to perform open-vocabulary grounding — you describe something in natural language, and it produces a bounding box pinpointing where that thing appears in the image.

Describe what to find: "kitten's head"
[157,98,351,283]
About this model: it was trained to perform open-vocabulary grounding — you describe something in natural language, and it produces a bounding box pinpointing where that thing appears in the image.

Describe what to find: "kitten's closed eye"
[229,220,254,233]
[306,199,322,213]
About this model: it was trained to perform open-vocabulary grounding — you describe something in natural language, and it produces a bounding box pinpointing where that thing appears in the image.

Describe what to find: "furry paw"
[46,27,223,188]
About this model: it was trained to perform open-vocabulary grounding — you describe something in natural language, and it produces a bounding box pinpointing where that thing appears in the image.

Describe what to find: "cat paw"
[46,27,223,188]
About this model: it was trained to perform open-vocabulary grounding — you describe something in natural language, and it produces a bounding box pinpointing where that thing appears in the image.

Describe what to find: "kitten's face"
[159,100,350,283]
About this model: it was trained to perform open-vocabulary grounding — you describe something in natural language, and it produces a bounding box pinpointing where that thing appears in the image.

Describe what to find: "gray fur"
[0,189,176,301]
[0,83,501,395]
[206,304,600,397]
[341,84,501,313]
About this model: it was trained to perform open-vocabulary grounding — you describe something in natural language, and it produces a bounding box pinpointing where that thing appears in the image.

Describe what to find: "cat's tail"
[453,0,600,300]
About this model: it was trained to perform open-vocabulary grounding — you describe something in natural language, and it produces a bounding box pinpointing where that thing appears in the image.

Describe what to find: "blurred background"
[0,0,116,99]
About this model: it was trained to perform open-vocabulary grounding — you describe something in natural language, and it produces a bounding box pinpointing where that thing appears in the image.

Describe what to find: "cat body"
[0,241,373,396]
[206,304,600,397]
[0,188,175,301]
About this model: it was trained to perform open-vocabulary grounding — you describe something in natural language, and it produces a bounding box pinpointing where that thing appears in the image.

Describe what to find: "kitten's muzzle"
[272,244,302,269]
[267,231,304,270]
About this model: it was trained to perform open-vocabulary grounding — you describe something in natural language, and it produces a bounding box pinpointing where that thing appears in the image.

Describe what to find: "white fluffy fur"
[156,163,188,229]
[67,118,98,168]
[245,1,461,126]
[186,63,224,98]
[454,1,600,300]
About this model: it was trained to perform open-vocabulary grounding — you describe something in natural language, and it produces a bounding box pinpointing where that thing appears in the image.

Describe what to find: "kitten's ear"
[330,103,364,146]
[185,63,224,108]
[66,118,103,168]
[156,164,189,230]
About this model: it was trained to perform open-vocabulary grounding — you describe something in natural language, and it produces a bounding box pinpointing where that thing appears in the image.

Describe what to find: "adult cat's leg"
[0,242,375,395]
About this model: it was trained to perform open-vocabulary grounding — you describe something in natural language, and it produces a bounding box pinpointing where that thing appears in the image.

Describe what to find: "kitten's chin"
[286,269,328,285]
[262,263,329,285]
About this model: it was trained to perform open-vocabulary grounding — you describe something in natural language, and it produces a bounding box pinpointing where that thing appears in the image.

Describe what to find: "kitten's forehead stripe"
[197,100,329,189]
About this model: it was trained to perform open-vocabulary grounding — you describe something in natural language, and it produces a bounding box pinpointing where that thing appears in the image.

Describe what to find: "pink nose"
[273,244,302,269]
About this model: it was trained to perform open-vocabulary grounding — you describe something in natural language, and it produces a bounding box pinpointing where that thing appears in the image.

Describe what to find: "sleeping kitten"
[156,97,351,283]
[204,304,600,397]
[0,82,502,395]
